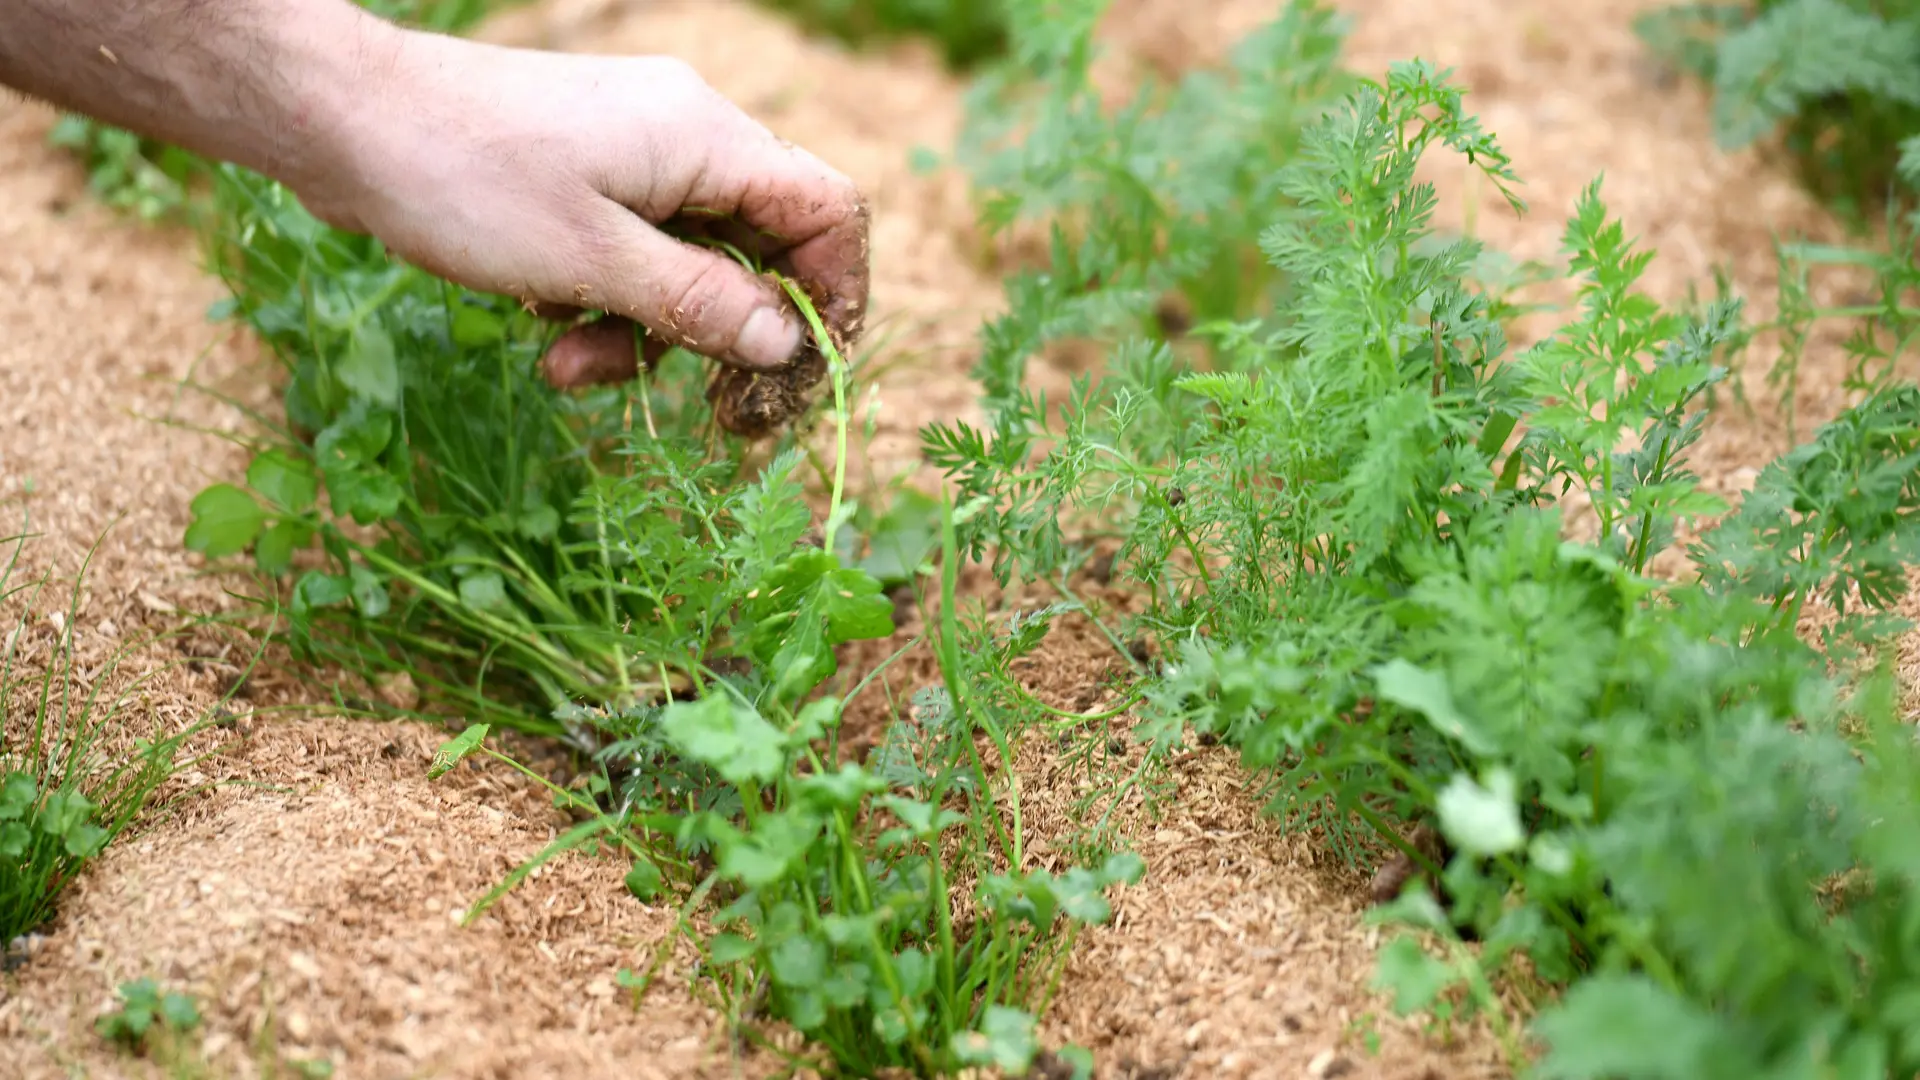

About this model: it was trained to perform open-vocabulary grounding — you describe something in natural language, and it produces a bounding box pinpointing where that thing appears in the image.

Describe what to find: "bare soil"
[1,1,1913,1078]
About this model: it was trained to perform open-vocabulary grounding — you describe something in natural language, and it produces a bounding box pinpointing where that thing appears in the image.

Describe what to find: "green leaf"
[729,450,813,575]
[315,407,402,524]
[184,484,266,558]
[0,774,36,819]
[853,489,941,585]
[0,822,29,859]
[349,563,389,618]
[314,405,394,465]
[623,858,663,902]
[246,449,318,514]
[324,464,403,525]
[1371,659,1493,756]
[427,723,490,779]
[890,948,934,996]
[821,964,870,1008]
[1051,1046,1096,1080]
[708,933,756,966]
[449,304,504,347]
[1476,409,1518,460]
[1051,868,1116,923]
[254,520,312,577]
[714,813,820,889]
[715,840,790,891]
[659,695,786,787]
[951,1006,1038,1072]
[790,696,842,743]
[1370,935,1455,1016]
[794,763,886,811]
[768,934,828,988]
[38,790,93,838]
[782,988,827,1031]
[458,570,510,612]
[1101,851,1147,886]
[873,1004,911,1046]
[1495,447,1526,492]
[1532,975,1718,1079]
[63,823,109,859]
[291,571,351,612]
[751,554,896,703]
[337,323,401,407]
[158,992,201,1031]
[876,795,964,840]
[517,503,561,541]
[1832,1033,1889,1080]
[817,568,899,642]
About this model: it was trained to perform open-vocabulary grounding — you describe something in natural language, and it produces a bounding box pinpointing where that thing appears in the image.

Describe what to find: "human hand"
[294,28,869,388]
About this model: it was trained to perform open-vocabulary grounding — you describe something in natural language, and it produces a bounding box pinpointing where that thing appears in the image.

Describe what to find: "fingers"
[622,108,870,347]
[576,201,805,372]
[539,316,681,390]
[541,315,637,389]
[708,136,870,345]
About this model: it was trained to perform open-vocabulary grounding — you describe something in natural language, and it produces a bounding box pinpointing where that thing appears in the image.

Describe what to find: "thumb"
[579,205,805,372]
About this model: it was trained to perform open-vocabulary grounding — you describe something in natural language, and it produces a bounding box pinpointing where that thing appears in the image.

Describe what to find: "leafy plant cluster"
[91,975,337,1078]
[425,492,1140,1076]
[931,2,1920,1075]
[1636,0,1920,220]
[166,40,1141,1080]
[95,976,202,1053]
[186,167,663,735]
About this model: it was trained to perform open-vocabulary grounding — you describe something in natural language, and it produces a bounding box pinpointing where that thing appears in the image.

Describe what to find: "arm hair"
[0,0,401,190]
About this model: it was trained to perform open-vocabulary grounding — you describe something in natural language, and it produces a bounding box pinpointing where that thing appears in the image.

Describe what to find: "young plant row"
[930,2,1920,1075]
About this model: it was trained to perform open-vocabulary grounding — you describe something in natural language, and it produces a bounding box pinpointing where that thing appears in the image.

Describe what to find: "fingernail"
[729,306,803,370]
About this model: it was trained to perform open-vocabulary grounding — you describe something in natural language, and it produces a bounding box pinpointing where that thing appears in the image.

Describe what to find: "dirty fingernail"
[729,306,803,370]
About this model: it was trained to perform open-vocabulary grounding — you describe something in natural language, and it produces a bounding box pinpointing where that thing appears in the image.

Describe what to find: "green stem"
[775,276,853,557]
[355,545,594,688]
[1009,683,1143,725]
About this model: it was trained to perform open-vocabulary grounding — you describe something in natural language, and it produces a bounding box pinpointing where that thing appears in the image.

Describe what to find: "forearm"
[0,0,401,192]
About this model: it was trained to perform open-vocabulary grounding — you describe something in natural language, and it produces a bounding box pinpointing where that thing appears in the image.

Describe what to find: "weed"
[93,974,340,1079]
[96,976,202,1053]
[171,126,1142,1074]
[405,356,1143,1074]
[0,525,233,944]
